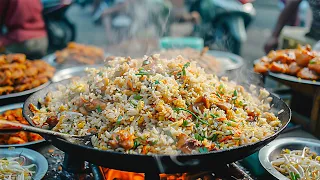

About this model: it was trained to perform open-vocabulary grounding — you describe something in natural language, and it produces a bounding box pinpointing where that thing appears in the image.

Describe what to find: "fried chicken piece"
[0,55,6,65]
[25,67,38,77]
[0,70,13,86]
[269,62,289,73]
[14,83,32,92]
[0,86,14,95]
[270,51,296,64]
[295,49,316,67]
[308,57,320,74]
[254,62,269,73]
[288,62,302,75]
[6,54,26,63]
[297,68,319,80]
[0,63,26,70]
[11,69,24,79]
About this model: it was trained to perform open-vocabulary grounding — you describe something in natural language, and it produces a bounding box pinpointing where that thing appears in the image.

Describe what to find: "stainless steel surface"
[52,65,102,82]
[259,137,320,179]
[0,81,51,100]
[207,50,244,72]
[0,103,45,148]
[0,148,48,179]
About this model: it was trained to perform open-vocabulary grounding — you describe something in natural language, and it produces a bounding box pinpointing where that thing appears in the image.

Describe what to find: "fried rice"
[30,54,282,155]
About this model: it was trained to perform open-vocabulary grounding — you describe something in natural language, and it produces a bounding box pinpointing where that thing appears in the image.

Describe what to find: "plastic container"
[159,37,204,50]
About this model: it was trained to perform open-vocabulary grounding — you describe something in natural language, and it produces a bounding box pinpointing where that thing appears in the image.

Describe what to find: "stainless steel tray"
[0,103,45,148]
[0,148,48,179]
[259,137,320,179]
[52,65,102,82]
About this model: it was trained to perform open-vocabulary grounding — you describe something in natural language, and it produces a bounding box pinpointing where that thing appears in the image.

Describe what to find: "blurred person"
[264,0,319,53]
[0,0,48,59]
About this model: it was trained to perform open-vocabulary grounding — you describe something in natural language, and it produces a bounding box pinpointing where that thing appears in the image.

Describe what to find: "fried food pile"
[0,54,55,95]
[254,45,320,80]
[0,108,42,145]
[159,48,221,74]
[55,42,105,65]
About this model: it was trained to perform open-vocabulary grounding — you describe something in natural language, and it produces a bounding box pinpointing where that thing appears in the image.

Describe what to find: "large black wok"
[23,80,291,175]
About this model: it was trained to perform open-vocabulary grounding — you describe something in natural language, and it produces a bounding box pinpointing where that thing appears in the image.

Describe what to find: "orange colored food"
[0,54,55,95]
[0,108,43,145]
[55,42,105,65]
[254,45,320,81]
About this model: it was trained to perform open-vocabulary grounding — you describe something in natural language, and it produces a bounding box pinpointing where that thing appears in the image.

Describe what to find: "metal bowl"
[0,103,45,148]
[0,148,48,179]
[207,50,243,72]
[52,65,102,82]
[0,81,51,106]
[259,137,320,179]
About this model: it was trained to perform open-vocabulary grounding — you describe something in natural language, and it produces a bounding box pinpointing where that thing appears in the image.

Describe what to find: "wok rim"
[22,80,291,159]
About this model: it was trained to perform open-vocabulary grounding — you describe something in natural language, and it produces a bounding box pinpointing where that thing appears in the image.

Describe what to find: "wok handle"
[0,120,75,139]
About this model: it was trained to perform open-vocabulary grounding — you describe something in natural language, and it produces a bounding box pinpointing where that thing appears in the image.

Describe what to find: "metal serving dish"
[0,148,48,179]
[52,65,103,82]
[259,137,320,179]
[43,53,110,70]
[0,81,51,106]
[0,103,45,148]
[207,50,243,72]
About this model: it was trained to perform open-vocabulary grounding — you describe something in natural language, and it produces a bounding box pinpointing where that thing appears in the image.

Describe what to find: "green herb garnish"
[210,114,219,119]
[226,122,231,126]
[230,119,236,122]
[309,60,316,64]
[194,133,204,141]
[96,105,102,113]
[198,147,208,153]
[289,172,296,180]
[204,113,207,118]
[136,72,149,76]
[130,100,137,107]
[98,72,103,77]
[133,94,143,100]
[116,115,123,125]
[210,134,218,141]
[182,120,188,127]
[216,93,222,99]
[174,108,209,125]
[233,90,238,97]
[196,123,199,128]
[133,140,140,149]
[154,80,160,84]
[182,62,191,76]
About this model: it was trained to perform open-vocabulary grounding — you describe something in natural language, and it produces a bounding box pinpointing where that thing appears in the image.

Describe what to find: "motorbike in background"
[42,0,76,51]
[189,0,256,55]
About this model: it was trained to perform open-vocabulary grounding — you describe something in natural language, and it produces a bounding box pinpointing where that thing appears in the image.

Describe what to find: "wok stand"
[268,76,320,137]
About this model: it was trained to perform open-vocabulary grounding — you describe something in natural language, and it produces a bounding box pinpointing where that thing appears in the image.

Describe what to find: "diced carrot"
[219,136,232,143]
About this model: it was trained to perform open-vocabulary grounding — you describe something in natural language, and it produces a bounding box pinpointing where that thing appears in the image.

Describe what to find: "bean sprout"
[271,147,320,180]
[0,156,36,180]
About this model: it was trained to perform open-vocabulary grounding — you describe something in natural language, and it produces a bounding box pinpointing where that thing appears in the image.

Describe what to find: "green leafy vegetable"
[154,80,160,84]
[196,123,200,128]
[210,134,218,141]
[216,93,222,99]
[173,108,209,125]
[133,94,143,100]
[199,147,208,153]
[289,172,297,180]
[204,113,207,117]
[136,72,149,76]
[226,122,231,126]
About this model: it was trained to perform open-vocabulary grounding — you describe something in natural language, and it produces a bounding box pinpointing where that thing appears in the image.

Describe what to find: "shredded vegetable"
[271,147,320,180]
[0,156,36,180]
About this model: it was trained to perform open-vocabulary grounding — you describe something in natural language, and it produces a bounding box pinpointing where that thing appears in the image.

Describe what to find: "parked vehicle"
[188,0,256,55]
[42,0,76,51]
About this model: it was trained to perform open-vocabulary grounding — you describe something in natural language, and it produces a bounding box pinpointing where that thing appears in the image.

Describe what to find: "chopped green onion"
[230,119,236,122]
[216,93,222,99]
[210,114,219,119]
[154,80,160,84]
[198,147,208,153]
[226,122,231,126]
[182,120,188,127]
[133,94,143,100]
[46,108,50,112]
[150,140,158,145]
[295,173,300,179]
[309,60,316,64]
[204,113,207,118]
[98,72,103,77]
[233,90,238,96]
[173,108,209,125]
[136,72,149,76]
[238,101,244,106]
[130,100,137,107]
[210,134,218,141]
[133,140,140,149]
[289,172,296,180]
[181,62,191,76]
[194,133,204,141]
[196,123,199,128]
[218,84,224,90]
[96,105,102,113]
[116,115,123,125]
